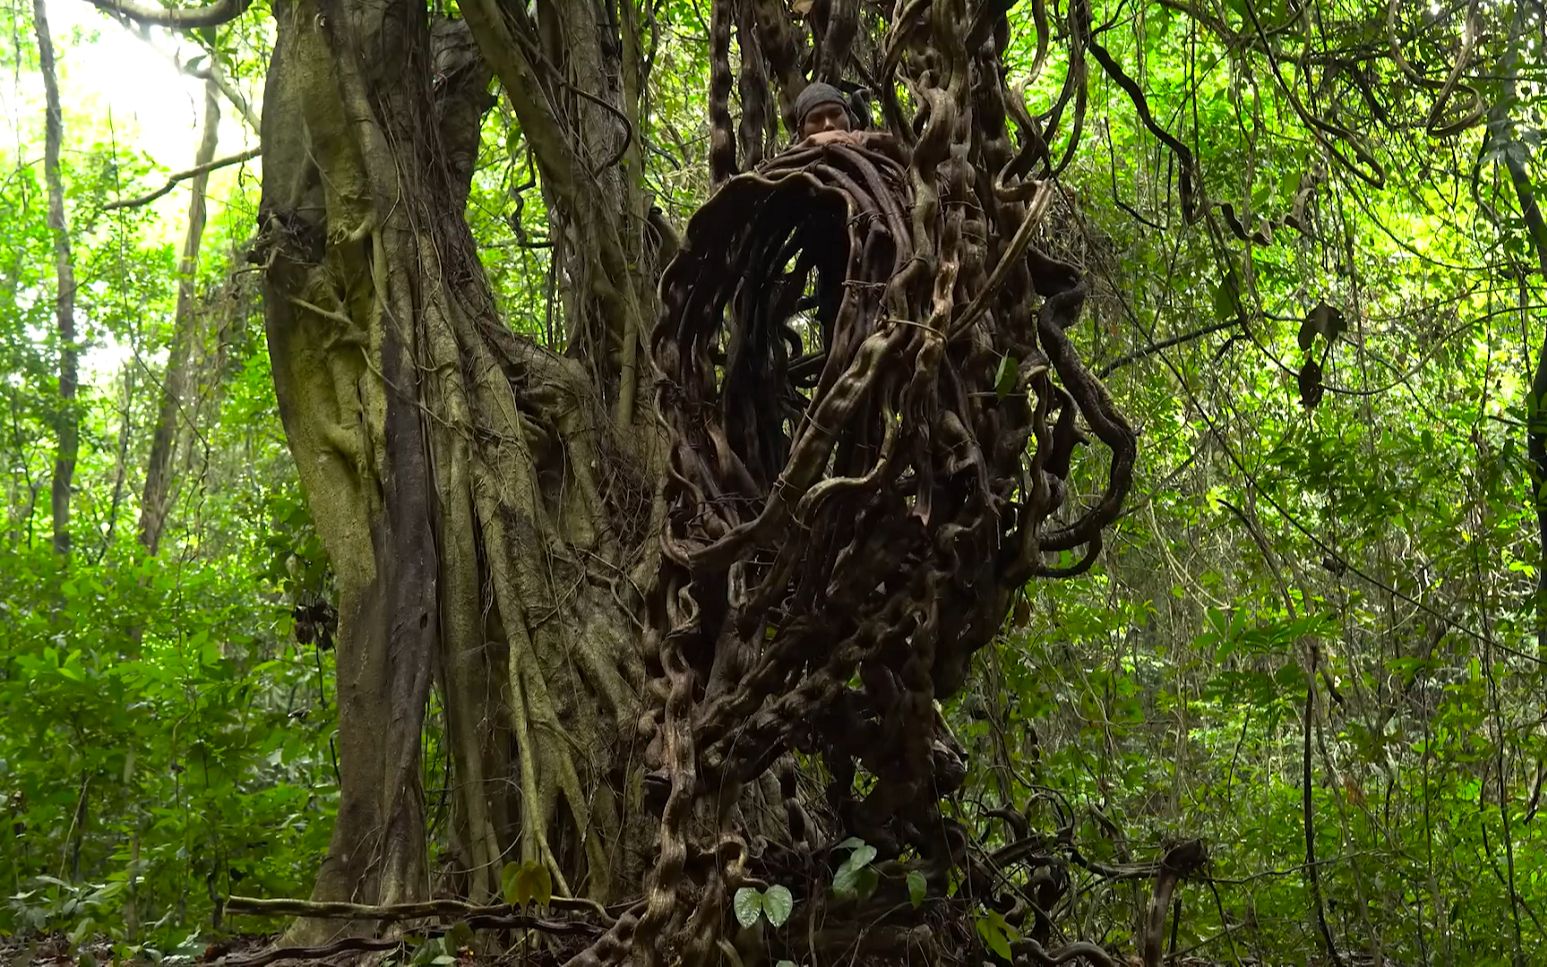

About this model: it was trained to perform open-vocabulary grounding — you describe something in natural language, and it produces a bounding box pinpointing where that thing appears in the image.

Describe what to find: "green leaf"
[833,862,878,900]
[500,862,521,905]
[409,938,447,965]
[733,886,764,927]
[906,870,927,908]
[840,843,876,869]
[69,916,95,947]
[831,838,878,898]
[762,884,793,926]
[444,921,474,951]
[975,910,1018,961]
[994,353,1018,397]
[501,860,552,906]
[523,863,553,907]
[1211,276,1239,322]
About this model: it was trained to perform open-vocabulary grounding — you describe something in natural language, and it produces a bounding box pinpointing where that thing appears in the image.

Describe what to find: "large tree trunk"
[256,0,659,933]
[33,0,78,558]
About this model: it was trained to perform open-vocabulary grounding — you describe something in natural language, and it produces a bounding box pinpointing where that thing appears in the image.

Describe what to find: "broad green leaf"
[906,870,927,908]
[763,884,793,926]
[500,862,522,905]
[833,863,878,900]
[502,860,551,906]
[444,921,475,951]
[518,863,553,907]
[733,886,764,927]
[975,910,1018,960]
[1211,276,1239,322]
[69,917,95,946]
[842,843,876,869]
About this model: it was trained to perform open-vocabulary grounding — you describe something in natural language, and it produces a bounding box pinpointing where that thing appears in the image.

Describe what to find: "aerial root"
[630,129,1138,963]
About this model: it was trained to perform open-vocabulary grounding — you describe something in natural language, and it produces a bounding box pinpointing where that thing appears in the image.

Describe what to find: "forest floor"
[0,931,572,965]
[0,931,1253,965]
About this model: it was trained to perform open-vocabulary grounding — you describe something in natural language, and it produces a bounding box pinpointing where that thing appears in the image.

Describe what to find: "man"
[794,82,860,144]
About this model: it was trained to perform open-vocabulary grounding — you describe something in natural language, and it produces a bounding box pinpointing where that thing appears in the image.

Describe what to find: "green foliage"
[0,530,337,949]
[733,885,793,928]
[0,22,330,950]
[500,861,552,908]
[974,908,1019,961]
[829,838,878,900]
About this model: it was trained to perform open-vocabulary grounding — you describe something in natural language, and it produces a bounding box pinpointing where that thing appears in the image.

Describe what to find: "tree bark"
[33,0,78,558]
[139,76,222,555]
[256,0,659,937]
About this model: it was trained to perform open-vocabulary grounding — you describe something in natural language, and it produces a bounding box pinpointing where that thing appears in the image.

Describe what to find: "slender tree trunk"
[93,368,136,562]
[33,0,78,558]
[1489,1,1547,653]
[140,77,223,555]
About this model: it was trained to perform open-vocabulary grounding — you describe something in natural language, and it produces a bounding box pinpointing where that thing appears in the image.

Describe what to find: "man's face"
[801,102,851,139]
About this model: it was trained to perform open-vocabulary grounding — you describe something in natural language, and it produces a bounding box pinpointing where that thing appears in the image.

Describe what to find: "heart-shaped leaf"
[763,884,794,926]
[733,886,764,927]
[501,860,552,907]
[833,862,879,899]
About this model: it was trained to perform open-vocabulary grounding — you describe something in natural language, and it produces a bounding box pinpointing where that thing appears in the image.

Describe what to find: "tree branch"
[1097,319,1237,377]
[103,146,259,210]
[82,0,253,29]
[224,893,610,922]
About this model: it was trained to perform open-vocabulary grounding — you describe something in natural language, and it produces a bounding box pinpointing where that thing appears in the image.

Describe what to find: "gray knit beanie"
[794,82,851,129]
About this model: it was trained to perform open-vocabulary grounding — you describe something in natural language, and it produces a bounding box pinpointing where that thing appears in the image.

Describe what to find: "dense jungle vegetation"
[1,0,1545,962]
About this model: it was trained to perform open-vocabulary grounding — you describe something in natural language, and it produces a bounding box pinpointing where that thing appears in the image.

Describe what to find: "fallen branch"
[220,904,603,965]
[225,892,610,923]
[221,936,404,966]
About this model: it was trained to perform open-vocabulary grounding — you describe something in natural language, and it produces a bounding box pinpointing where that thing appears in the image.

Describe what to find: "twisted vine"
[610,0,1137,961]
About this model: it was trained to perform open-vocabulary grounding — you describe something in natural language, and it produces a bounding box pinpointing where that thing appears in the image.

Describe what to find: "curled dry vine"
[611,0,1137,960]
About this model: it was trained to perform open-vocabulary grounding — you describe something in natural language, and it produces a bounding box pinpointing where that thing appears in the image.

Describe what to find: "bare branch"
[103,146,258,210]
[225,893,609,922]
[81,0,252,29]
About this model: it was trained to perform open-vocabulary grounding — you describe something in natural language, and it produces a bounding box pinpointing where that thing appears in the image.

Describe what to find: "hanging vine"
[623,0,1138,960]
